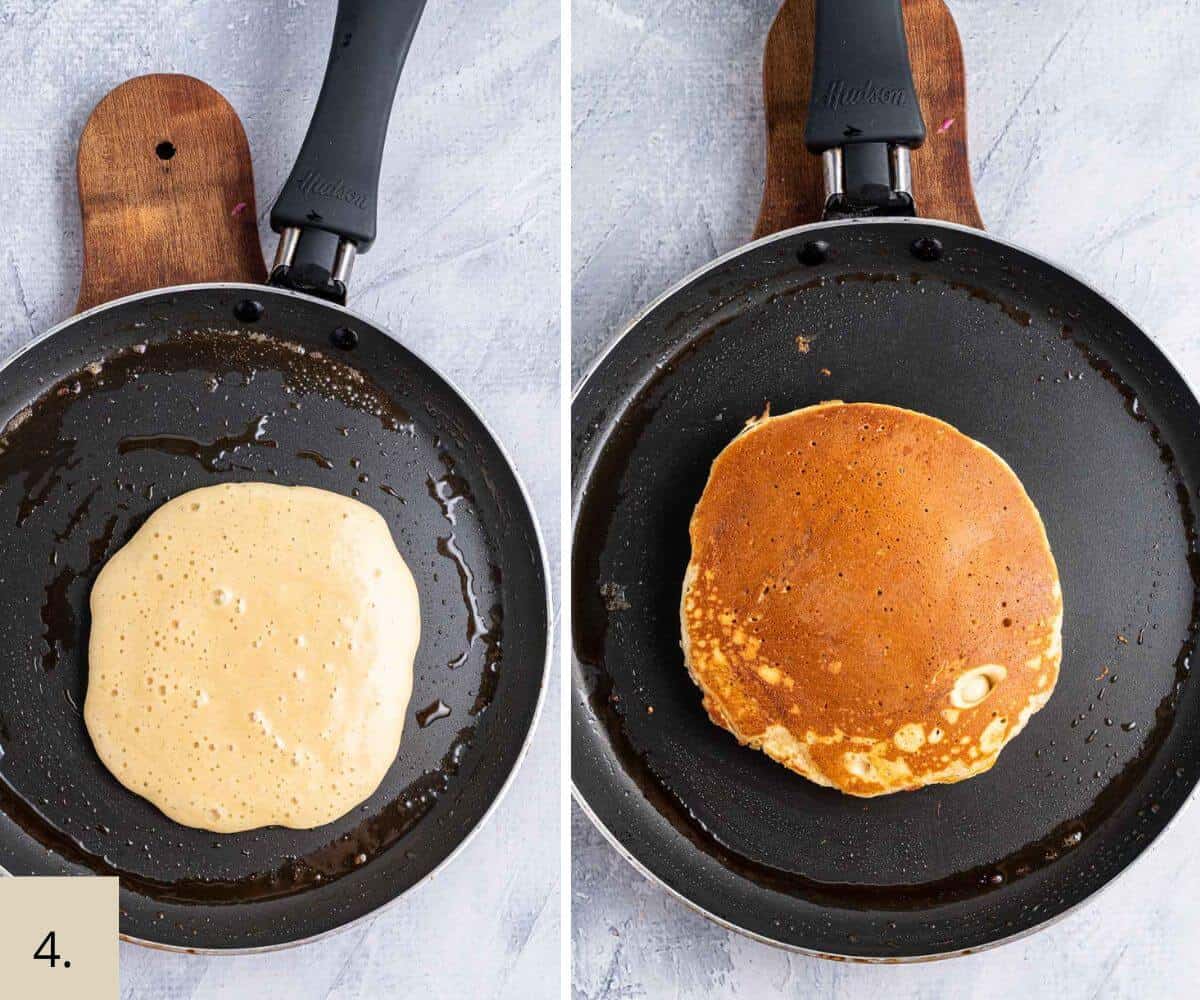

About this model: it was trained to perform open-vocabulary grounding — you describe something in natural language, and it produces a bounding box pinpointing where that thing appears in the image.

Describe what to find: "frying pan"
[0,0,549,951]
[572,0,1200,959]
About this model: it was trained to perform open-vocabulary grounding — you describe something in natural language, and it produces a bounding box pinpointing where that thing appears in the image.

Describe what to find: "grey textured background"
[572,0,1200,997]
[0,1,560,998]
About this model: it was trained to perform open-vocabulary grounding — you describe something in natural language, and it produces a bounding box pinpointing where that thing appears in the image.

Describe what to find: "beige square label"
[0,877,118,999]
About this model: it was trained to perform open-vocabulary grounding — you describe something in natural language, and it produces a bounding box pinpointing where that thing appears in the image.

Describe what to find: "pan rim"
[0,281,554,956]
[570,215,1200,961]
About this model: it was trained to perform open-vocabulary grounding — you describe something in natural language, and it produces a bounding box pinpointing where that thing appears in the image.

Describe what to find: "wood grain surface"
[755,0,984,238]
[75,74,265,313]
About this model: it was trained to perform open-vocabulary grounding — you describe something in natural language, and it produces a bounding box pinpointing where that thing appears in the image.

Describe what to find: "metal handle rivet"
[331,327,359,350]
[799,240,832,266]
[233,299,264,322]
[910,237,944,262]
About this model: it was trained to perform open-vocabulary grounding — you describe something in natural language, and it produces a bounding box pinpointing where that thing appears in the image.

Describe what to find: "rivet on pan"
[910,236,944,262]
[331,326,359,350]
[155,140,176,161]
[798,240,831,266]
[233,299,264,322]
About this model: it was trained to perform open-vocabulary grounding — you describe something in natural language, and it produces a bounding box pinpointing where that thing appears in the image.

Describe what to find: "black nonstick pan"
[0,0,549,951]
[572,0,1200,959]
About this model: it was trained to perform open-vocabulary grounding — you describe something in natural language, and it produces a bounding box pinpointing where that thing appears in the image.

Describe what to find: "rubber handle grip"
[804,0,926,152]
[270,0,427,252]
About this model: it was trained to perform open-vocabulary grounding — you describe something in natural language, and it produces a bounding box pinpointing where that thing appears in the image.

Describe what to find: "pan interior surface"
[0,286,547,950]
[572,220,1200,957]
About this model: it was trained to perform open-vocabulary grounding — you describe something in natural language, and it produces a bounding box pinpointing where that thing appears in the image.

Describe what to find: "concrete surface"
[0,1,560,998]
[571,0,1200,997]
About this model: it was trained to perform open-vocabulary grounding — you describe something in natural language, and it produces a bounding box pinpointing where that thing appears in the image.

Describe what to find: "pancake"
[85,482,420,832]
[681,401,1062,796]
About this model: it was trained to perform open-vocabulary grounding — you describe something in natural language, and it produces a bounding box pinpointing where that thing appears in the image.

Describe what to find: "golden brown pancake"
[681,401,1062,796]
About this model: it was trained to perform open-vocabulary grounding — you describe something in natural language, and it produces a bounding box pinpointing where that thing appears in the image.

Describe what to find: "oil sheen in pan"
[0,329,505,903]
[574,270,1199,910]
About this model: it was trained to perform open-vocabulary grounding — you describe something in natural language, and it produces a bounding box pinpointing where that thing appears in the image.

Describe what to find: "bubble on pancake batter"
[979,716,1009,753]
[757,665,782,685]
[951,664,1007,710]
[844,753,878,781]
[893,723,925,753]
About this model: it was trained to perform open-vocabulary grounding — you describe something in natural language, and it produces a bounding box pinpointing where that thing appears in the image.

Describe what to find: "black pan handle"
[269,0,427,304]
[804,0,926,219]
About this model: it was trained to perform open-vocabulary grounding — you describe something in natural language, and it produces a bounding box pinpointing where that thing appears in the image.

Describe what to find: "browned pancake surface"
[681,402,1062,796]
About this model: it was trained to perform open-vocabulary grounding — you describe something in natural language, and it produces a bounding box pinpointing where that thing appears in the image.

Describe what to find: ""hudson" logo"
[822,79,907,111]
[296,170,369,209]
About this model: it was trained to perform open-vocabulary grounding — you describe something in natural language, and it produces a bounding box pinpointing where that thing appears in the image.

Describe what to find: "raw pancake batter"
[681,401,1062,796]
[85,482,420,832]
